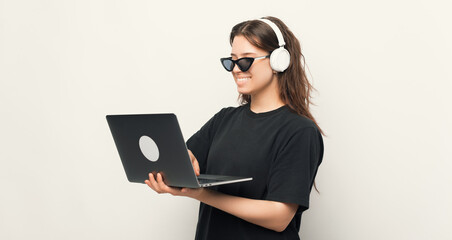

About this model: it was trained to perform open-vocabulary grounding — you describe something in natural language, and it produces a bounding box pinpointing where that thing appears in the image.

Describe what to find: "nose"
[232,63,242,73]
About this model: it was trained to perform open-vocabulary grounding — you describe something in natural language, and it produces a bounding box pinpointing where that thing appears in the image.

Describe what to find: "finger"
[188,150,200,176]
[144,179,153,189]
[149,173,162,193]
[156,173,171,192]
[193,159,200,176]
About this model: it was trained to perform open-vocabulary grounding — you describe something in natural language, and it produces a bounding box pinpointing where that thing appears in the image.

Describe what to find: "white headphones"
[258,18,291,72]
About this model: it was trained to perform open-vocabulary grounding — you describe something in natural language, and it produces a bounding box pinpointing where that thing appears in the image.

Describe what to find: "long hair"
[230,16,324,192]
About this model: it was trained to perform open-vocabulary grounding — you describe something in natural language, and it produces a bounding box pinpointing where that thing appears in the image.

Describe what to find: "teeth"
[237,77,250,82]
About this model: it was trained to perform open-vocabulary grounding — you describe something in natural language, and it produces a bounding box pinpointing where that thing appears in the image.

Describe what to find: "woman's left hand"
[144,172,204,199]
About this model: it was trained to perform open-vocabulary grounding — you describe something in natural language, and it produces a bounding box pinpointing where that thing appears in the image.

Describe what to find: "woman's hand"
[144,149,203,199]
[188,149,200,176]
[144,172,204,199]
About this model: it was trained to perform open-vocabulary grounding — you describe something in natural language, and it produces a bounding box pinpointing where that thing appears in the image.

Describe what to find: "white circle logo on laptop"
[139,135,159,162]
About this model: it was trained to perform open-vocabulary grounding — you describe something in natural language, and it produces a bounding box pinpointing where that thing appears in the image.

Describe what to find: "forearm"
[194,189,297,232]
[145,172,297,232]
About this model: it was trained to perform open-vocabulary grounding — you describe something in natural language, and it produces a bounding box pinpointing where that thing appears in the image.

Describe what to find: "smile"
[237,77,251,82]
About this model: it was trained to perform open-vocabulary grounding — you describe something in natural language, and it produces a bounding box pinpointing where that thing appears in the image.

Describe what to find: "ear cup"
[270,47,290,72]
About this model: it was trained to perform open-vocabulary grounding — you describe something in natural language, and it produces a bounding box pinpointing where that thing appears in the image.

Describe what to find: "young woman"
[145,16,324,239]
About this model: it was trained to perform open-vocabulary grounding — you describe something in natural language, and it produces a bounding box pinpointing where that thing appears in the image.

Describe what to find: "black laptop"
[106,113,252,188]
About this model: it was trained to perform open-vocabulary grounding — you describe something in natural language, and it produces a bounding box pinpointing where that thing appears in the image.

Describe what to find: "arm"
[146,172,297,232]
[195,188,298,232]
[144,150,298,232]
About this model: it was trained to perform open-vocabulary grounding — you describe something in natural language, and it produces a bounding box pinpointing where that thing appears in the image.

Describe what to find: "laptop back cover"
[106,114,200,188]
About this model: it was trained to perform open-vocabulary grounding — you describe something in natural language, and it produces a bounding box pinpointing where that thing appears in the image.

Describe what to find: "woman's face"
[230,35,275,96]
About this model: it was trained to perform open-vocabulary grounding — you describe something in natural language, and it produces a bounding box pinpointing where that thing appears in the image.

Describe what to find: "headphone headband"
[258,18,286,47]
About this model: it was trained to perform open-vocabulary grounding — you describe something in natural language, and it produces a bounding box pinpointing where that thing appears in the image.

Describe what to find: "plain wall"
[1,0,451,239]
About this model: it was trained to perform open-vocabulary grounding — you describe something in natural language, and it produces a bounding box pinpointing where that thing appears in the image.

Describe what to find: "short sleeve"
[186,108,227,173]
[264,127,324,211]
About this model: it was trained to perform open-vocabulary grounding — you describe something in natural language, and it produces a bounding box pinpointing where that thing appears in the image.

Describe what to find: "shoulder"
[275,108,323,153]
[212,104,247,120]
[279,108,319,133]
[276,109,324,160]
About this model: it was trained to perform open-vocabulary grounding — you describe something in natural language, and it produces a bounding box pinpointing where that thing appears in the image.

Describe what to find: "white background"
[1,0,451,239]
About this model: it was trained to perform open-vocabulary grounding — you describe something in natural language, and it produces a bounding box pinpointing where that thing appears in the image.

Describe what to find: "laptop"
[106,113,252,188]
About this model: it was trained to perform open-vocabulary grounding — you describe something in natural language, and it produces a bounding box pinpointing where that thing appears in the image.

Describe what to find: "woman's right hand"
[144,149,203,198]
[188,149,200,176]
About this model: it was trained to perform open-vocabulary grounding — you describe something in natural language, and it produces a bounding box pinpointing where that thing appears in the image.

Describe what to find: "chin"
[237,88,252,95]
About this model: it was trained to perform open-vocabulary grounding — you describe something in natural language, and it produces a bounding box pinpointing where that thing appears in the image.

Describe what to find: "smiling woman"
[145,16,324,240]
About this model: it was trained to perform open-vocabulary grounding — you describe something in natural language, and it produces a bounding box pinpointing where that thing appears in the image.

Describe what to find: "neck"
[249,75,285,113]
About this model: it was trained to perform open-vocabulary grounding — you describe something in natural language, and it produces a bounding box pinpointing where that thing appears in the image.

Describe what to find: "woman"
[145,16,324,239]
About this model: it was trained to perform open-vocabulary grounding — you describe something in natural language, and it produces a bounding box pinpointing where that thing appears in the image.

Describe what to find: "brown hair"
[230,16,323,192]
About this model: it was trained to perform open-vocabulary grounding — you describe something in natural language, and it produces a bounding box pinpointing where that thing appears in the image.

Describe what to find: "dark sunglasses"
[220,55,270,72]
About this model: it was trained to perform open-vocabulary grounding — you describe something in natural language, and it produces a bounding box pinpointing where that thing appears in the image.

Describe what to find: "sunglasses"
[220,55,270,72]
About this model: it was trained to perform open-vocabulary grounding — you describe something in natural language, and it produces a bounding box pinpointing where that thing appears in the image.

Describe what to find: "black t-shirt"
[186,103,324,240]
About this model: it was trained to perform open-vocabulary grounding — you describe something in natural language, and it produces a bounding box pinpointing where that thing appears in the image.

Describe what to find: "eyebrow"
[230,52,257,57]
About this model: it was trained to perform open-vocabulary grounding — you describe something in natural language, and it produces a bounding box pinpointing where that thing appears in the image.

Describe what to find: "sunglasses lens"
[220,57,255,72]
[221,58,234,72]
[237,58,253,72]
